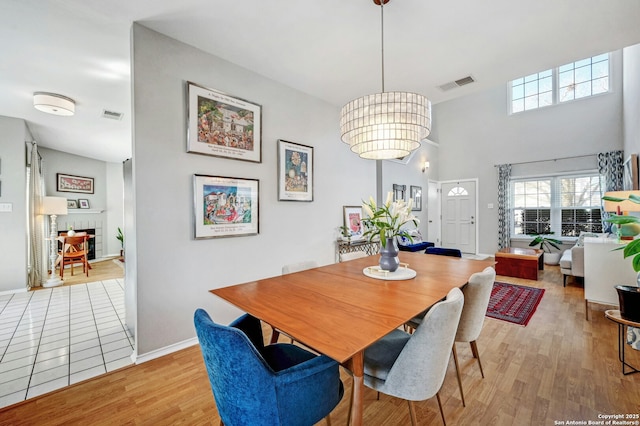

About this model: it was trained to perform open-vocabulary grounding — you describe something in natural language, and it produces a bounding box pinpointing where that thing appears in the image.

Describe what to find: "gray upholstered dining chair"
[339,251,368,262]
[281,260,319,274]
[450,266,496,407]
[270,260,321,344]
[359,287,464,425]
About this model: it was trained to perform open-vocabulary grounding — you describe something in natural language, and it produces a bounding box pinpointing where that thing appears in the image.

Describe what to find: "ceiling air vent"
[437,75,476,92]
[102,109,124,120]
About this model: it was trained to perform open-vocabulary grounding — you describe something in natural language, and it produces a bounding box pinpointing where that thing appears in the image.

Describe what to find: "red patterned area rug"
[486,282,545,326]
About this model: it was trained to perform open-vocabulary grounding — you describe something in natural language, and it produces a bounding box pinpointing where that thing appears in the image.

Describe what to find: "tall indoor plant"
[528,232,563,265]
[361,192,419,272]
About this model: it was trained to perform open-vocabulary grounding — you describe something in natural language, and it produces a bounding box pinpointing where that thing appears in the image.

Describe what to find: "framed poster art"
[67,199,78,209]
[343,206,364,240]
[78,199,90,209]
[57,173,94,194]
[277,140,314,202]
[623,154,638,190]
[410,185,422,211]
[187,81,262,163]
[194,174,259,239]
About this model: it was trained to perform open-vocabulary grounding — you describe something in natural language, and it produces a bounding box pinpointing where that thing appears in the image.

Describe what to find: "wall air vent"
[102,109,124,120]
[437,75,476,92]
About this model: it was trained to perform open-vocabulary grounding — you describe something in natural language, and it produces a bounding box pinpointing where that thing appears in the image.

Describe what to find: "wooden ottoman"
[495,247,544,280]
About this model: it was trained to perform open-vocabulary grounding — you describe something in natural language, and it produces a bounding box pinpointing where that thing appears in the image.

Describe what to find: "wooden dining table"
[210,251,494,426]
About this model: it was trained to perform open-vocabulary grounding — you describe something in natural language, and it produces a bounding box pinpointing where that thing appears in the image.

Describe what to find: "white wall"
[131,24,375,356]
[0,117,29,292]
[623,43,640,156]
[432,50,624,255]
[106,162,124,256]
[380,141,439,239]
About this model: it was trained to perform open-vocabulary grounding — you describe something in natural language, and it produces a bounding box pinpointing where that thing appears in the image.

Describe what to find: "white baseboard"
[0,287,29,296]
[133,337,199,364]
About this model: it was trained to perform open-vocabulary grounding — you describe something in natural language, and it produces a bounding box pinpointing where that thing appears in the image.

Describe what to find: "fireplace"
[58,228,96,260]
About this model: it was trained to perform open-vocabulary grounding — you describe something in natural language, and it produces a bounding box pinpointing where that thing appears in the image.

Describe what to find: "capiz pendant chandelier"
[340,0,431,160]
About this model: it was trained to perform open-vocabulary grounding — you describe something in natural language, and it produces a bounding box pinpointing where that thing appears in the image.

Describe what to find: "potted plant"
[602,193,640,272]
[338,225,351,242]
[528,232,563,265]
[116,227,124,259]
[361,192,419,271]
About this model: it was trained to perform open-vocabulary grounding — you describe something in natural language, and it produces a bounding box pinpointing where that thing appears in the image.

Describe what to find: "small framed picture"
[277,140,314,202]
[78,199,90,209]
[410,185,422,211]
[187,81,262,163]
[194,174,259,239]
[393,184,406,202]
[57,173,94,194]
[67,199,79,209]
[343,206,364,240]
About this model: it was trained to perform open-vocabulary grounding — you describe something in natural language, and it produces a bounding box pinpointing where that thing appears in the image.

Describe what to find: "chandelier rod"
[380,0,385,93]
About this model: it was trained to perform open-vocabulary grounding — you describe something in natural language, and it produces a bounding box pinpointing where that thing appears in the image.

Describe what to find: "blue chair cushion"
[425,247,462,257]
[399,242,435,252]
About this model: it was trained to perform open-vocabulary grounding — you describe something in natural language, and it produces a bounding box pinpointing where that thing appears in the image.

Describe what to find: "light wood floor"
[38,257,124,289]
[2,266,639,425]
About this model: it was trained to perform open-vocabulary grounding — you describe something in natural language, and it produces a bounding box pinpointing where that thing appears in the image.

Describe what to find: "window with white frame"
[512,174,602,237]
[509,53,610,114]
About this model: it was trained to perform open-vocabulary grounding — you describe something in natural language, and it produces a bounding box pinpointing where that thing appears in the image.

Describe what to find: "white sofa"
[560,246,584,287]
[559,232,602,287]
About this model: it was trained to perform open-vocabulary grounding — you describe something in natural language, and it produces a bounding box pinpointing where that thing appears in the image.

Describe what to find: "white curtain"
[27,142,46,288]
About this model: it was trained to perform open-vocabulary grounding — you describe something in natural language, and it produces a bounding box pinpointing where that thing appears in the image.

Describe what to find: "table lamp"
[41,196,68,287]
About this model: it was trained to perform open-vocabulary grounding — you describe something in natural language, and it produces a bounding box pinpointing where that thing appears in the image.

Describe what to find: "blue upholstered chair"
[194,309,344,426]
[360,288,464,425]
[425,246,462,258]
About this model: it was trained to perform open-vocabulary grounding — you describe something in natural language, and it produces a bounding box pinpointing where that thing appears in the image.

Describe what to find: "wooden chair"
[59,234,89,279]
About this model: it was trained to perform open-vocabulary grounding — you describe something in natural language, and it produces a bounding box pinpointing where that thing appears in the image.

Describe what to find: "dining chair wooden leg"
[325,414,332,426]
[470,340,485,378]
[436,392,446,426]
[407,400,418,426]
[270,328,280,344]
[451,344,466,406]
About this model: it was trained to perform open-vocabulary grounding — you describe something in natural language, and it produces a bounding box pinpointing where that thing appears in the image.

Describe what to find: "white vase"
[67,229,76,236]
[543,252,561,265]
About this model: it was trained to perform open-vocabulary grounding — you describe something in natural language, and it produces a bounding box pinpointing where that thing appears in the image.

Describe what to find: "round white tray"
[363,266,417,281]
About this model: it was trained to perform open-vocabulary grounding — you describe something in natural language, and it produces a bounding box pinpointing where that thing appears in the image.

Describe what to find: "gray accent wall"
[0,117,29,292]
[131,24,375,356]
[432,50,625,255]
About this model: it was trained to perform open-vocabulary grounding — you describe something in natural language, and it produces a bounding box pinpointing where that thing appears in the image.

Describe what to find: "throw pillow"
[576,232,600,247]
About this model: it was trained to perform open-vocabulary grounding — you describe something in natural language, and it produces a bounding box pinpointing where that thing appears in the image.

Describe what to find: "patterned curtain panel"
[497,164,512,250]
[597,150,624,232]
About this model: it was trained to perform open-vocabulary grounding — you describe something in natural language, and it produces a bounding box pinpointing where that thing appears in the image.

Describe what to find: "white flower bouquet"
[361,192,420,248]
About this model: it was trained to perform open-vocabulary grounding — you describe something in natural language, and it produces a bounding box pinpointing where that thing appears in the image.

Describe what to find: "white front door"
[440,180,477,254]
[427,180,440,245]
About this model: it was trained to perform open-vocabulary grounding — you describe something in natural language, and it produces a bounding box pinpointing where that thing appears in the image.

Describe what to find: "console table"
[336,239,380,262]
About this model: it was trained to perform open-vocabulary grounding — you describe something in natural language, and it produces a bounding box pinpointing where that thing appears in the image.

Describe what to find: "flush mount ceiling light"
[340,0,431,160]
[33,92,75,116]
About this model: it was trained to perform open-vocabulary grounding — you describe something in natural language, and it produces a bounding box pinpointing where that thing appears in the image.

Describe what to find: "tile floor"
[0,278,133,408]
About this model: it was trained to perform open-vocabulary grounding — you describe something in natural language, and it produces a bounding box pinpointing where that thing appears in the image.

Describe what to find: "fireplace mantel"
[68,209,103,214]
